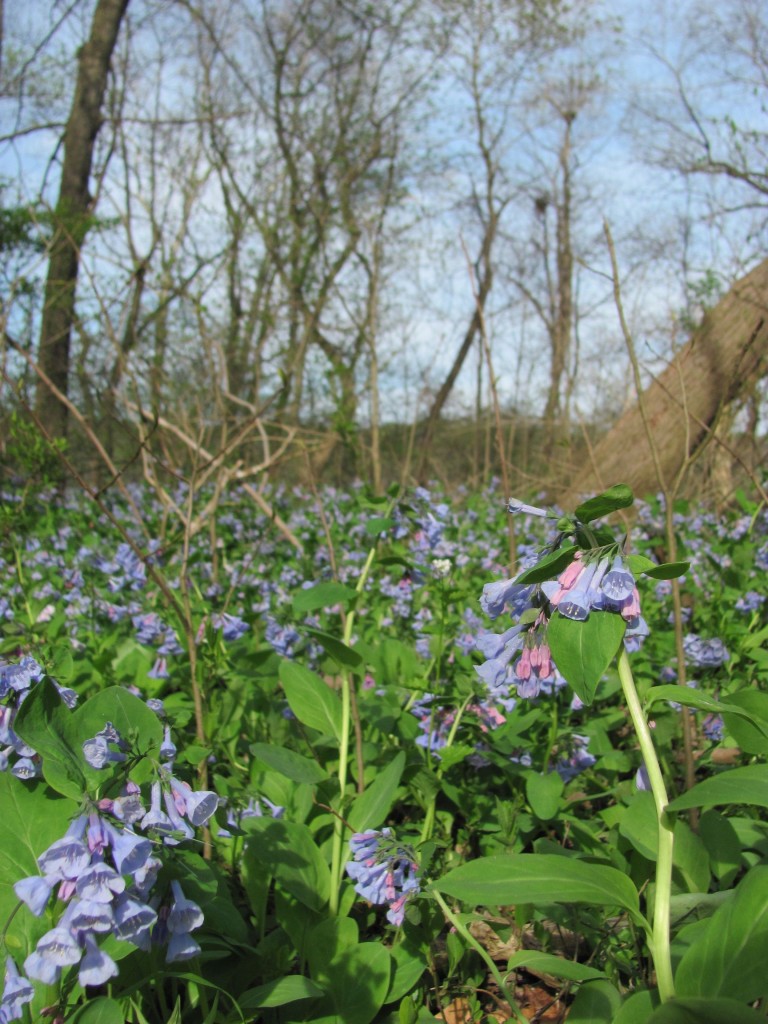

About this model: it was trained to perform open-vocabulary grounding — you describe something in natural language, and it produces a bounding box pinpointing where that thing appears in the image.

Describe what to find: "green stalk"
[430,887,528,1024]
[329,520,391,914]
[617,646,675,1001]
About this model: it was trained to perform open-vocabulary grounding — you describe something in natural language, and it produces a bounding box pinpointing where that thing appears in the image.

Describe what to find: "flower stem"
[329,515,393,914]
[617,646,675,1002]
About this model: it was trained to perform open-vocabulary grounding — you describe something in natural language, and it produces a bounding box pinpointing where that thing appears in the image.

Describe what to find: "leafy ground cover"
[1,479,767,1024]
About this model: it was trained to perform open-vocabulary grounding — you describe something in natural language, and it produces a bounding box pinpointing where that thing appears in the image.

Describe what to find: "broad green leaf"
[667,765,768,812]
[348,751,406,831]
[507,950,607,983]
[0,774,79,959]
[304,627,363,671]
[239,975,324,1010]
[674,866,768,1002]
[641,561,689,580]
[720,689,768,755]
[644,686,768,738]
[646,998,766,1024]
[436,853,640,917]
[699,810,743,885]
[364,516,396,536]
[13,677,87,800]
[314,942,391,1024]
[547,612,626,705]
[292,582,358,614]
[249,742,328,784]
[614,990,661,1024]
[243,817,331,911]
[279,660,342,740]
[626,554,658,575]
[574,484,634,523]
[387,943,428,1004]
[68,998,126,1024]
[566,979,622,1023]
[306,916,359,979]
[526,771,564,821]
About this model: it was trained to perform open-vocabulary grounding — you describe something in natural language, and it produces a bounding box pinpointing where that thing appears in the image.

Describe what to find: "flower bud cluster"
[345,828,420,926]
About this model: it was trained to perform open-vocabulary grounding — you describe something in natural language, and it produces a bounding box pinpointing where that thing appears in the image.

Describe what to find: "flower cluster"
[541,551,642,626]
[683,634,730,669]
[2,720,219,1014]
[345,828,420,926]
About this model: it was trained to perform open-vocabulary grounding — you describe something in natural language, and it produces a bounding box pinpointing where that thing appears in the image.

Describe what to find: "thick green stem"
[617,647,675,1001]
[430,888,528,1024]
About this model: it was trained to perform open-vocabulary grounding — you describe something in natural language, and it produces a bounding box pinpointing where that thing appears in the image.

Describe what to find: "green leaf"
[436,853,640,917]
[507,950,607,983]
[249,742,328,784]
[547,612,626,705]
[13,677,87,799]
[348,751,406,832]
[644,686,768,738]
[279,660,342,740]
[667,765,768,812]
[292,582,358,614]
[566,980,622,1023]
[626,554,658,575]
[0,775,79,959]
[574,484,634,523]
[641,561,689,580]
[304,627,363,671]
[526,771,564,821]
[239,975,324,1010]
[646,998,766,1024]
[314,942,392,1024]
[67,998,126,1024]
[243,817,331,911]
[614,990,661,1024]
[514,546,577,585]
[364,516,396,536]
[720,689,768,755]
[674,866,768,1002]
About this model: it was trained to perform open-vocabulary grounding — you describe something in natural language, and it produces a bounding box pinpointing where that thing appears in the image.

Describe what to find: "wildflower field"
[1,479,767,1024]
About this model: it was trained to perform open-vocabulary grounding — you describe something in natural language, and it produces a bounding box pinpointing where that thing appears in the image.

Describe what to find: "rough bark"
[560,257,768,504]
[36,0,130,442]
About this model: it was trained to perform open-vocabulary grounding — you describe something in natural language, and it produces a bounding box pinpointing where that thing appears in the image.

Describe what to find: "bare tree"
[35,0,130,443]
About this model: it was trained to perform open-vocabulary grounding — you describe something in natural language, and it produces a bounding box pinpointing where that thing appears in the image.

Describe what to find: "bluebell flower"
[345,829,420,926]
[735,591,765,613]
[212,612,249,641]
[78,935,118,987]
[1,956,34,1022]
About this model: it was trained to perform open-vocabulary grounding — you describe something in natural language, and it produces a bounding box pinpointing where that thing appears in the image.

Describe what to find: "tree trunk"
[36,0,129,442]
[560,257,768,504]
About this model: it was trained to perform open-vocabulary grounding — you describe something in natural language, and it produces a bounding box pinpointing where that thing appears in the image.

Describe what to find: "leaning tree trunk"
[560,256,768,504]
[36,0,130,443]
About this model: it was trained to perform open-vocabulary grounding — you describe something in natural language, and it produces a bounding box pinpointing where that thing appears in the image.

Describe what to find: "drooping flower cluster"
[345,828,420,926]
[2,720,219,1013]
[474,502,651,705]
[541,551,642,626]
